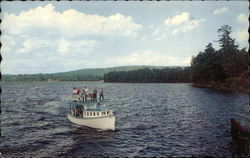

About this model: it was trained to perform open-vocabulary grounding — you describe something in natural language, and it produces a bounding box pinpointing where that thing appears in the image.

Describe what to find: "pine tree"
[217,25,238,53]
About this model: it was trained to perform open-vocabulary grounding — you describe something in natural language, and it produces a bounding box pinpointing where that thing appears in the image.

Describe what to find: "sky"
[1,1,249,74]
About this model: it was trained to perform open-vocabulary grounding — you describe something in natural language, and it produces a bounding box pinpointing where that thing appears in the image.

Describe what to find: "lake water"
[0,82,248,157]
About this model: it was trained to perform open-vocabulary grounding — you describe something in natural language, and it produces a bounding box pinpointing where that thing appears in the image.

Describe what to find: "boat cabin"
[69,102,113,118]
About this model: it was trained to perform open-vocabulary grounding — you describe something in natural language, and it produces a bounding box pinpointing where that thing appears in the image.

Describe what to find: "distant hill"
[1,65,169,82]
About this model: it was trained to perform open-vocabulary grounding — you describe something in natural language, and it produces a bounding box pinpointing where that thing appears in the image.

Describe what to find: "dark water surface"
[0,82,248,157]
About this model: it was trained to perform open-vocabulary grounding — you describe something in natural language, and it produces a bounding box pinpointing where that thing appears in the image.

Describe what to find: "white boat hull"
[67,114,115,130]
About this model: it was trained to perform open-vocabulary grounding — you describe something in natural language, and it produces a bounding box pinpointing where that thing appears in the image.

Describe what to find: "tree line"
[103,67,191,83]
[2,73,102,82]
[1,66,165,82]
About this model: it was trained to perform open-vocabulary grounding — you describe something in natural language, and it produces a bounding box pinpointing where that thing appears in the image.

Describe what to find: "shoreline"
[192,83,250,93]
[1,80,249,93]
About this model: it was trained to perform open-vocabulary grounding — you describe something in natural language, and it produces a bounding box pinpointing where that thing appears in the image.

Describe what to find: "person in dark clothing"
[93,88,98,102]
[99,88,104,101]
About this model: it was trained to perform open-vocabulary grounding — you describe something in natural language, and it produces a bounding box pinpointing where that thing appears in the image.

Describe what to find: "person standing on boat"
[81,87,86,102]
[99,88,104,101]
[93,88,98,102]
[73,88,80,95]
[73,87,78,94]
[75,88,81,101]
[85,86,89,101]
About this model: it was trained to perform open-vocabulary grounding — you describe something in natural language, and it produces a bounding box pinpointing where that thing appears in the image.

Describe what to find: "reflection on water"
[0,82,248,157]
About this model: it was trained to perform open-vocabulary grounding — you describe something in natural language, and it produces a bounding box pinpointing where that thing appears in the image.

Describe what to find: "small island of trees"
[191,25,248,92]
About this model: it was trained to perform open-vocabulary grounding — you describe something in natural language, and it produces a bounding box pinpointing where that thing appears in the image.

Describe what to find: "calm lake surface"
[0,82,248,157]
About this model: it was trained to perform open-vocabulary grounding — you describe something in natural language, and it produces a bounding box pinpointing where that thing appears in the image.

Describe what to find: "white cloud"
[213,7,229,15]
[2,4,142,37]
[1,35,16,53]
[165,12,189,26]
[17,39,51,54]
[57,39,70,55]
[236,30,248,44]
[237,13,248,27]
[171,19,204,35]
[1,37,98,74]
[56,39,96,56]
[151,26,168,41]
[164,12,204,35]
[235,13,249,48]
[1,3,142,74]
[152,28,161,36]
[105,50,191,67]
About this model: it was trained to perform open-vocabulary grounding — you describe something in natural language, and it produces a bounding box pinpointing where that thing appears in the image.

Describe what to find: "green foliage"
[104,67,191,83]
[191,25,248,90]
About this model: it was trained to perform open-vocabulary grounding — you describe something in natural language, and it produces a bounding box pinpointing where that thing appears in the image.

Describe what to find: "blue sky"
[1,1,249,74]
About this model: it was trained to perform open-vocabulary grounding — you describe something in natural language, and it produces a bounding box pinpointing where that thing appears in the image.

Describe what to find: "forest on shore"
[191,25,248,92]
[104,67,191,83]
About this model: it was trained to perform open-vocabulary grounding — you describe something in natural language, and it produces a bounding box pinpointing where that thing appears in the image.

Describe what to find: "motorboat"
[67,101,115,131]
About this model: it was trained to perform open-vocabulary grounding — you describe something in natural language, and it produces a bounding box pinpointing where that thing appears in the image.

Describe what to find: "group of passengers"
[71,104,83,117]
[72,87,104,102]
